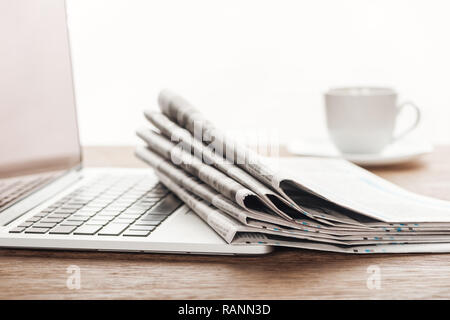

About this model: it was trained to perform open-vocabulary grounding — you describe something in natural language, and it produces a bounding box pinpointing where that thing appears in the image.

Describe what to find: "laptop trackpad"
[150,206,228,244]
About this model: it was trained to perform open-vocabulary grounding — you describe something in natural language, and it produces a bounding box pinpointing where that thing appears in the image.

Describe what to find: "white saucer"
[286,136,433,166]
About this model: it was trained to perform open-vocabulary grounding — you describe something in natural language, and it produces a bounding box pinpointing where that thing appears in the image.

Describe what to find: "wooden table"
[1,146,450,299]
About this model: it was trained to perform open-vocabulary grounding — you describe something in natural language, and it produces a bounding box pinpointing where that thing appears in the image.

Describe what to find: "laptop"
[0,0,271,255]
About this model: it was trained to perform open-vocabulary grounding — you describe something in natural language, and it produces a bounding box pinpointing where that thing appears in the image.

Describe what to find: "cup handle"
[392,101,421,142]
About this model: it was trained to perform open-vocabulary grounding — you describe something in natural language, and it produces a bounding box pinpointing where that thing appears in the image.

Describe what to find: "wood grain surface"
[1,146,449,300]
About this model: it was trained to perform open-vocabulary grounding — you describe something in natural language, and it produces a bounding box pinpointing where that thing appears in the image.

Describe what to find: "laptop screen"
[0,0,81,179]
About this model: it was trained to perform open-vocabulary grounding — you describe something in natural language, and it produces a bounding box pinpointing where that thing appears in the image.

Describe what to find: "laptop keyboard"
[9,174,183,237]
[0,172,58,210]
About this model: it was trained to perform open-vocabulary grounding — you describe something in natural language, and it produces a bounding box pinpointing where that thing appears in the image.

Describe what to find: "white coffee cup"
[324,87,421,154]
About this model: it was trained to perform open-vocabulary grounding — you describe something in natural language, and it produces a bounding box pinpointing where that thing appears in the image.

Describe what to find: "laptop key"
[134,220,160,226]
[25,216,41,223]
[61,204,84,209]
[115,220,136,226]
[74,225,102,235]
[123,208,147,214]
[140,214,167,221]
[123,230,152,237]
[128,225,155,231]
[119,213,142,219]
[34,212,49,217]
[69,215,90,221]
[54,208,78,214]
[114,214,140,221]
[138,200,159,207]
[25,227,50,234]
[97,211,121,217]
[33,222,57,228]
[90,216,115,222]
[67,200,90,205]
[49,225,76,234]
[98,224,128,236]
[61,220,84,226]
[146,194,182,214]
[9,227,26,233]
[18,221,33,228]
[85,221,108,226]
[47,213,71,219]
[40,217,63,223]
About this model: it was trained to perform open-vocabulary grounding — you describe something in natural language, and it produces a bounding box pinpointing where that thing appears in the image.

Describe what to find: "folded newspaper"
[135,90,450,254]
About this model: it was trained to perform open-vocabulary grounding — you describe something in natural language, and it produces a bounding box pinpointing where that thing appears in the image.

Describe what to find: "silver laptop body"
[0,0,271,255]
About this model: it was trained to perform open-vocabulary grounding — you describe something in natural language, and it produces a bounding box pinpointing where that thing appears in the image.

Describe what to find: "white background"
[66,0,450,146]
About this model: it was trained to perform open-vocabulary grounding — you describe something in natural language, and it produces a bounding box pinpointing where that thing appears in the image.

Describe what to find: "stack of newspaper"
[135,90,450,254]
